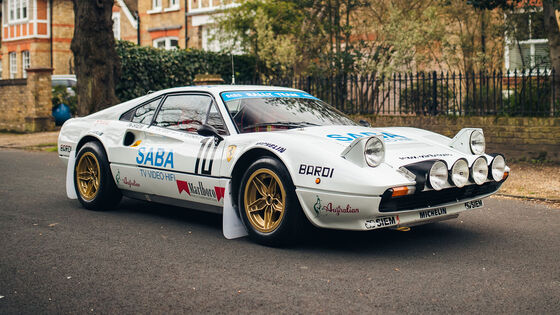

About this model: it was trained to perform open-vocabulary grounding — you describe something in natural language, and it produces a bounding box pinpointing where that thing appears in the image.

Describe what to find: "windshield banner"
[221,91,319,102]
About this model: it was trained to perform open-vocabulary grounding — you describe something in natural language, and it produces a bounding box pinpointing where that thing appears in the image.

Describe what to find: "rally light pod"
[488,154,506,182]
[341,136,385,168]
[402,160,449,191]
[470,156,488,185]
[449,158,470,188]
[449,128,486,155]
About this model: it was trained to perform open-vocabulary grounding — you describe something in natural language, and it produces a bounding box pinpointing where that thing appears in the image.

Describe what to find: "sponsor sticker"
[59,144,72,153]
[419,207,447,219]
[299,164,334,178]
[326,131,410,143]
[398,153,452,160]
[139,169,176,181]
[313,196,359,216]
[136,147,174,168]
[177,180,225,202]
[221,91,319,102]
[226,145,237,162]
[365,216,400,230]
[255,142,286,153]
[465,199,483,210]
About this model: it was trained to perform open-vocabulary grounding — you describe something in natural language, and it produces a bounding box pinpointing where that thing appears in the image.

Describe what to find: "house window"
[169,0,179,7]
[153,0,162,10]
[8,0,28,23]
[505,9,550,72]
[22,51,30,78]
[153,37,179,50]
[112,13,121,40]
[9,52,17,79]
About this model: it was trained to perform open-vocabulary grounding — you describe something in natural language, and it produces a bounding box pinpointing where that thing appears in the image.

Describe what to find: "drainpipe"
[134,11,140,45]
[50,0,53,68]
[184,0,189,48]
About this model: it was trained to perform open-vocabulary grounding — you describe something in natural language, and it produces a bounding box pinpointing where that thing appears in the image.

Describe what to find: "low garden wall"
[355,115,560,162]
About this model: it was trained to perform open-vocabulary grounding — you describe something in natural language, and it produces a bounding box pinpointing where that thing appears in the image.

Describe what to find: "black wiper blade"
[242,121,319,130]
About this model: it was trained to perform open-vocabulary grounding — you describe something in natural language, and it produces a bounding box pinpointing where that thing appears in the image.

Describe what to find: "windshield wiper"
[242,121,319,130]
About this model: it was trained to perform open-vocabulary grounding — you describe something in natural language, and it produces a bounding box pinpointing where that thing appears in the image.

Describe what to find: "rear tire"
[238,157,304,246]
[74,142,121,210]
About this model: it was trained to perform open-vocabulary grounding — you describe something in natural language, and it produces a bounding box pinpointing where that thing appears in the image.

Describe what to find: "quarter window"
[130,97,162,124]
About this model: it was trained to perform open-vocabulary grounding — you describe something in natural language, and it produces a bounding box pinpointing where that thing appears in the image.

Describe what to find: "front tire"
[238,157,304,246]
[74,142,121,210]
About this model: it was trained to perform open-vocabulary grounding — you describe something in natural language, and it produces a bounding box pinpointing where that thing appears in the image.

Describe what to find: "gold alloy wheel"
[244,168,286,233]
[76,152,101,201]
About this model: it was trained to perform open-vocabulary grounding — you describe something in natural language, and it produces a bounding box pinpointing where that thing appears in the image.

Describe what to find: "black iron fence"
[242,69,559,117]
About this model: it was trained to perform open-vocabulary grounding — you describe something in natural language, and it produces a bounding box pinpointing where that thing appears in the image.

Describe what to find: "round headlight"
[470,130,486,155]
[471,156,488,185]
[449,159,469,188]
[364,137,385,167]
[428,161,448,191]
[490,154,506,181]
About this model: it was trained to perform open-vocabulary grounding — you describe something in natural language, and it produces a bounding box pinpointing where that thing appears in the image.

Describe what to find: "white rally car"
[58,85,509,245]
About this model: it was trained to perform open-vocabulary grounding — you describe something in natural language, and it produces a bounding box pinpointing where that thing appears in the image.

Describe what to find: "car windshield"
[221,91,357,133]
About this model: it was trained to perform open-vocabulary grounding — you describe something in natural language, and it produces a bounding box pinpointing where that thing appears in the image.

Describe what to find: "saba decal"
[176,180,225,202]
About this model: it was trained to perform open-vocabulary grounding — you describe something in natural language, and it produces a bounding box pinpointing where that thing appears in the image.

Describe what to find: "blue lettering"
[347,133,365,139]
[145,148,154,166]
[164,151,174,168]
[155,148,165,167]
[326,134,354,142]
[136,147,145,164]
[381,132,409,140]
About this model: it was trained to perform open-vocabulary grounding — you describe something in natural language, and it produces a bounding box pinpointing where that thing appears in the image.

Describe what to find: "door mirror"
[197,124,224,144]
[359,119,371,127]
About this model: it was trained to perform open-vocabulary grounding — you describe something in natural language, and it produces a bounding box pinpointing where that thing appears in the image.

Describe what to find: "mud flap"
[66,151,77,199]
[222,180,248,239]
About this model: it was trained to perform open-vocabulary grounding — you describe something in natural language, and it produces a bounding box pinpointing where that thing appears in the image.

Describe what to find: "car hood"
[282,125,473,169]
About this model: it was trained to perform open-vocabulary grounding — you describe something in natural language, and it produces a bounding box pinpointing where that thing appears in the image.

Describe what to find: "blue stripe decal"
[221,91,319,101]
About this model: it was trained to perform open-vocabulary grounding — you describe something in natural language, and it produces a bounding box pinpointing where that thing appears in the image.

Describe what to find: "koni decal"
[419,207,447,219]
[313,196,359,216]
[136,147,174,168]
[176,180,225,202]
[299,164,334,178]
[327,131,410,143]
[365,216,400,230]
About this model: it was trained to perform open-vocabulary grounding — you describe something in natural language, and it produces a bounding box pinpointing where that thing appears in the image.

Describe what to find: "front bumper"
[295,185,497,231]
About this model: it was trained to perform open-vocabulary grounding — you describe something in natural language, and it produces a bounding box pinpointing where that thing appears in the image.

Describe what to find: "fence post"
[432,71,438,115]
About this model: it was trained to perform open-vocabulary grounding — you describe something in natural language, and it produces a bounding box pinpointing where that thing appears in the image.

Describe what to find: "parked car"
[52,74,77,96]
[58,85,509,245]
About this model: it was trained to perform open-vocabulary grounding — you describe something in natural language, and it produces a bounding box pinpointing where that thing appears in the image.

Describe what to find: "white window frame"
[8,0,29,23]
[165,0,180,12]
[112,12,121,40]
[9,52,17,79]
[22,51,30,78]
[148,0,162,14]
[153,37,179,50]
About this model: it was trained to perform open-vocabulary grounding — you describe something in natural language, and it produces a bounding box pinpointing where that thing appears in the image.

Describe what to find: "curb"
[495,193,560,203]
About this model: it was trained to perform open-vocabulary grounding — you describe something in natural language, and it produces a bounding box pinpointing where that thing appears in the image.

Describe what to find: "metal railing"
[242,69,559,117]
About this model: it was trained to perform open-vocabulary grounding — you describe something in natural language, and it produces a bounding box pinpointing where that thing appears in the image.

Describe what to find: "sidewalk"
[0,131,558,204]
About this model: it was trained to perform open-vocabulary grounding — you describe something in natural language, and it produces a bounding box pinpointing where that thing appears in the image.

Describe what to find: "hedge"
[115,41,258,101]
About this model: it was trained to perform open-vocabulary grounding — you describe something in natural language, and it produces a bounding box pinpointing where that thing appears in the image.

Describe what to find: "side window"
[206,103,228,135]
[130,97,161,124]
[154,94,211,133]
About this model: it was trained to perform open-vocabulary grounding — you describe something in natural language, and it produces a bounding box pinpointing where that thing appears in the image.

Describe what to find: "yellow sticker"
[131,140,142,147]
[226,145,237,162]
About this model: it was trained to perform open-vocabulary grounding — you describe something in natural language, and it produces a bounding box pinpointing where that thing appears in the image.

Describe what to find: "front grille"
[379,182,502,212]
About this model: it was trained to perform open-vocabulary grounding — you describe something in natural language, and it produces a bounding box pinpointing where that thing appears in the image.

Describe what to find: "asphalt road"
[1,150,559,314]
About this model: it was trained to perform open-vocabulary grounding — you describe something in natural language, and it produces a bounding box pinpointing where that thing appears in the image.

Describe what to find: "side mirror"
[359,119,371,127]
[197,124,224,144]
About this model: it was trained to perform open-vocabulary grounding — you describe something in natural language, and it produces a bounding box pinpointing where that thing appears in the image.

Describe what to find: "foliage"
[115,41,258,101]
[52,85,77,115]
[399,77,453,115]
[501,80,557,117]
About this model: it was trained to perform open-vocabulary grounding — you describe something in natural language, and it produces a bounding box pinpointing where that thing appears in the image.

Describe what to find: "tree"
[71,0,121,116]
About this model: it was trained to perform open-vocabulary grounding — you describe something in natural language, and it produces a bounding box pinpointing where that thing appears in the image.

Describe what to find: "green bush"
[399,79,453,115]
[52,85,77,115]
[115,41,258,101]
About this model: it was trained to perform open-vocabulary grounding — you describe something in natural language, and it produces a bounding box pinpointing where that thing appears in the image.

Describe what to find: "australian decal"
[176,180,225,202]
[255,142,286,153]
[313,196,359,216]
[299,164,334,178]
[136,147,174,168]
[139,169,176,181]
[327,131,410,143]
[365,216,400,230]
[419,207,447,219]
[195,138,219,175]
[116,170,140,188]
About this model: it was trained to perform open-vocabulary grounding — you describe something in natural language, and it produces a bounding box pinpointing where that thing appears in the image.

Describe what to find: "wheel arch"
[76,135,108,159]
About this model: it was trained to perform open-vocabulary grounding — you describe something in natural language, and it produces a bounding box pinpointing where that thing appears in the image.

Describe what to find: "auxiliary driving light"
[471,156,488,185]
[364,137,385,167]
[489,154,506,182]
[470,130,486,155]
[428,161,448,191]
[450,159,469,188]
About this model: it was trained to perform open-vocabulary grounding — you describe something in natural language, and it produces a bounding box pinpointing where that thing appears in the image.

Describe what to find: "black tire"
[74,141,121,210]
[238,157,304,246]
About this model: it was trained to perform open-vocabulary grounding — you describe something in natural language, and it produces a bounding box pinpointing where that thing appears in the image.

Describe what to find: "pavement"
[0,131,59,149]
[0,149,559,313]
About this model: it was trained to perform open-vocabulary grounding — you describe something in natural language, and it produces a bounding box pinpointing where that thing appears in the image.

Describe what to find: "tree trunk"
[543,0,560,114]
[71,0,120,116]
